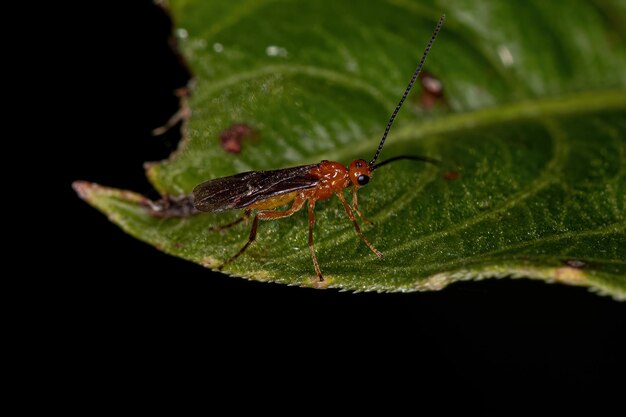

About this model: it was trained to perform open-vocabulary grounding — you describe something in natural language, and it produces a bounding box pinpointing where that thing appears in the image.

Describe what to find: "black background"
[62,1,623,411]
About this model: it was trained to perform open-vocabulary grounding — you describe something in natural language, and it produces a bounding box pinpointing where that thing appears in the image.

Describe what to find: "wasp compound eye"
[357,175,370,186]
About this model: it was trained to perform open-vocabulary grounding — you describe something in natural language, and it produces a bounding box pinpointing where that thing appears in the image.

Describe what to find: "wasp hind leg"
[209,209,252,232]
[218,196,306,271]
[218,215,258,271]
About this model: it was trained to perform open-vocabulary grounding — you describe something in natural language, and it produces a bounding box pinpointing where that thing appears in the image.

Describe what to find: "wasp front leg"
[352,187,373,225]
[337,192,383,259]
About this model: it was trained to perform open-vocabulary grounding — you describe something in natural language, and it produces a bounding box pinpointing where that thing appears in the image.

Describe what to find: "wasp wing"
[193,164,319,212]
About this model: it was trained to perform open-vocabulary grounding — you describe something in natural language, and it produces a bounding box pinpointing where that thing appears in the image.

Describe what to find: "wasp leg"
[219,196,306,270]
[307,199,324,281]
[336,192,383,259]
[209,209,251,232]
[352,187,373,225]
[218,215,258,271]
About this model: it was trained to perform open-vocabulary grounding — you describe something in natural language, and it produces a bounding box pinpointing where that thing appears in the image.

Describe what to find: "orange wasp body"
[193,16,444,280]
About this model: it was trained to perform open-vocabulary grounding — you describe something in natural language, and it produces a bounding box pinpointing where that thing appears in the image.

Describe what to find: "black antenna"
[370,154,440,171]
[369,14,445,167]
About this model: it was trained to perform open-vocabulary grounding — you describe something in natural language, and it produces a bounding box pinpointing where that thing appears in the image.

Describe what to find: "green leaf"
[75,0,626,298]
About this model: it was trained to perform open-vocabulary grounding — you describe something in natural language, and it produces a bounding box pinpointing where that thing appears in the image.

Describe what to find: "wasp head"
[348,159,372,187]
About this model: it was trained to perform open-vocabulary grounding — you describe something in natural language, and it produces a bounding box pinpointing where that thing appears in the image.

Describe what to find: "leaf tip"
[72,181,149,209]
[72,180,96,202]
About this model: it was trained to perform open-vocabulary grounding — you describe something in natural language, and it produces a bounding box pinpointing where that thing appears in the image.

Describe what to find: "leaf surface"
[75,0,626,298]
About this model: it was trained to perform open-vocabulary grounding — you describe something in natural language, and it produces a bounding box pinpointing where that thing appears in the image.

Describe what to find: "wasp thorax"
[348,159,372,187]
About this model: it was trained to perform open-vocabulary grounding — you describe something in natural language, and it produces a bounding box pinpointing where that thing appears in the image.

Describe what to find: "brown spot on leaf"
[220,123,257,153]
[419,72,444,109]
[443,171,459,181]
